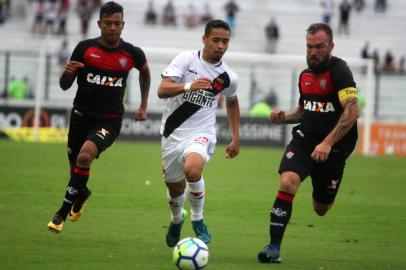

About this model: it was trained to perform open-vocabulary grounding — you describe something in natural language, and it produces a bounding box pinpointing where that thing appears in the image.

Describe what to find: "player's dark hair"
[306,23,333,43]
[100,1,123,19]
[205,19,231,36]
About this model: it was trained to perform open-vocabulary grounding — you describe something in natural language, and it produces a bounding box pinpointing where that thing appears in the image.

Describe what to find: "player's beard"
[307,54,330,71]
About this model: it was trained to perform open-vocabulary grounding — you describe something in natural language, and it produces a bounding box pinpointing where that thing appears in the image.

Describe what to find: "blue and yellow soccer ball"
[172,237,209,270]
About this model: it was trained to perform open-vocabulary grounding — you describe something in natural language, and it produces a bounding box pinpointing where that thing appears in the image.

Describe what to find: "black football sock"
[269,191,294,247]
[56,167,90,220]
[72,186,91,213]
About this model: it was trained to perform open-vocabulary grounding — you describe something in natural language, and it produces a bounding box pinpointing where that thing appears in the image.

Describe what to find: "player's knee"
[279,174,300,194]
[313,203,332,216]
[184,167,202,181]
[76,152,93,167]
[166,180,186,197]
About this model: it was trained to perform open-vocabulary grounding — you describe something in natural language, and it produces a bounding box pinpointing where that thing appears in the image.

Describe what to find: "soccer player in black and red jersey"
[47,1,151,233]
[258,23,360,263]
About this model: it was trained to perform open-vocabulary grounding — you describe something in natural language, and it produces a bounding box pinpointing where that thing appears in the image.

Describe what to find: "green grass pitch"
[0,139,405,270]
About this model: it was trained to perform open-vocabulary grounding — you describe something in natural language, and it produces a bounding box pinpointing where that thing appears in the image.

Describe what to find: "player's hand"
[134,106,147,121]
[269,108,285,124]
[191,78,212,91]
[64,61,84,75]
[311,142,332,162]
[225,140,240,159]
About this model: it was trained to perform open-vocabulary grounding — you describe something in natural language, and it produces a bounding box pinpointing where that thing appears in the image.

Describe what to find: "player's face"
[306,30,334,69]
[98,12,124,46]
[202,28,230,63]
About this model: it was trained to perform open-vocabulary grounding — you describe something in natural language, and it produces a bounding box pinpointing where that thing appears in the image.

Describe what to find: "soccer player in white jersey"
[158,19,240,247]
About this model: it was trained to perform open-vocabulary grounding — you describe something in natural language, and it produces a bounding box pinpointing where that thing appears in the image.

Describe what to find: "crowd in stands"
[143,0,241,31]
[29,0,101,37]
[361,42,405,75]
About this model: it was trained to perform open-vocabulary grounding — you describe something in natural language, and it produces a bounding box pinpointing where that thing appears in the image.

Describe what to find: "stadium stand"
[0,0,405,118]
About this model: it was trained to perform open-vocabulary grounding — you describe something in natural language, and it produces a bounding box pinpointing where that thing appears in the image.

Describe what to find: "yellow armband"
[338,87,358,102]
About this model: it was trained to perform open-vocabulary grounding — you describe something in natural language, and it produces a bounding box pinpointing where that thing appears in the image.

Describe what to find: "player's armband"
[338,87,358,102]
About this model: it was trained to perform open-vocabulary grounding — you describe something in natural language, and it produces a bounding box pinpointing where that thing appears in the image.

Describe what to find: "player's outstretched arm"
[59,61,84,90]
[225,96,240,159]
[157,77,212,98]
[269,106,303,124]
[134,63,151,121]
[311,97,360,162]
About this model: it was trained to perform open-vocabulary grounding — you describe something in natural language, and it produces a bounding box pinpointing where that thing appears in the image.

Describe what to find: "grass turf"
[0,140,405,270]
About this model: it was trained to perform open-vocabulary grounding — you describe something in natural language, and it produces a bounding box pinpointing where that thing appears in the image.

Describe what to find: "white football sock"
[187,177,205,221]
[167,190,185,224]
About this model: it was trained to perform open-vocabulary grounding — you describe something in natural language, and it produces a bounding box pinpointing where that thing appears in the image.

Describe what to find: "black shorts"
[67,109,122,163]
[278,138,353,205]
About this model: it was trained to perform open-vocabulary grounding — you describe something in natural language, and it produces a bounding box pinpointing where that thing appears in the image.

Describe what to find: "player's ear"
[97,20,101,29]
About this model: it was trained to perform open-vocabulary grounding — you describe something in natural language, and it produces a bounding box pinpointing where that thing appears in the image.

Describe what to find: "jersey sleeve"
[298,71,305,107]
[161,52,190,79]
[70,40,88,62]
[131,46,147,70]
[331,59,358,102]
[224,71,239,98]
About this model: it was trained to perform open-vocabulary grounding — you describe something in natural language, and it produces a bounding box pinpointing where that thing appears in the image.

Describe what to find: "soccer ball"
[172,237,209,270]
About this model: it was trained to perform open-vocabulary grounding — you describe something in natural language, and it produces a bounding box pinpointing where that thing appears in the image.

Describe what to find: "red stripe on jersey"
[98,113,120,118]
[300,71,334,95]
[73,167,90,176]
[277,191,294,203]
[83,47,136,72]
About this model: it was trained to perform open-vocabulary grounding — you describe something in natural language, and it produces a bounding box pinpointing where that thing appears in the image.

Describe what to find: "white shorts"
[161,134,216,183]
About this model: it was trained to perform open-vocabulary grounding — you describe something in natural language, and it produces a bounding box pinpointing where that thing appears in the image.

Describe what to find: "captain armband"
[183,82,192,93]
[338,87,358,102]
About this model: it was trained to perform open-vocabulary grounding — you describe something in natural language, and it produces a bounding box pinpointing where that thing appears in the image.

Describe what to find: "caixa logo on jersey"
[87,73,123,87]
[303,100,335,113]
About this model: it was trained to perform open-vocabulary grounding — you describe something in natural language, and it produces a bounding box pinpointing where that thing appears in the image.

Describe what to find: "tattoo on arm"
[329,97,359,144]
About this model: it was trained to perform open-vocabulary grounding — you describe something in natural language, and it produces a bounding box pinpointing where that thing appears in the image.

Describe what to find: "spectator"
[265,18,279,54]
[249,89,279,118]
[338,0,351,35]
[57,39,70,70]
[0,0,5,24]
[77,0,92,38]
[375,0,387,13]
[162,0,176,26]
[361,41,370,59]
[320,0,334,25]
[398,56,405,74]
[32,0,46,34]
[44,0,59,34]
[183,3,198,28]
[371,49,380,73]
[57,0,69,35]
[353,0,365,12]
[200,2,212,24]
[382,50,395,73]
[224,0,239,31]
[144,0,157,25]
[8,76,29,99]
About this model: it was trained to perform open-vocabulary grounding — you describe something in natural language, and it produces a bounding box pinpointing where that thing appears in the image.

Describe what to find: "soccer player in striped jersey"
[158,19,240,247]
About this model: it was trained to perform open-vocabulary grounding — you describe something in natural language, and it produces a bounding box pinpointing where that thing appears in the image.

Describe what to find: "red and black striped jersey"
[70,38,146,117]
[295,56,358,151]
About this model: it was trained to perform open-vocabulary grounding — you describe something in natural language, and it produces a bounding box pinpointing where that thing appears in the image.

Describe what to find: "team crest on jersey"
[319,79,327,89]
[213,77,225,92]
[119,57,127,68]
